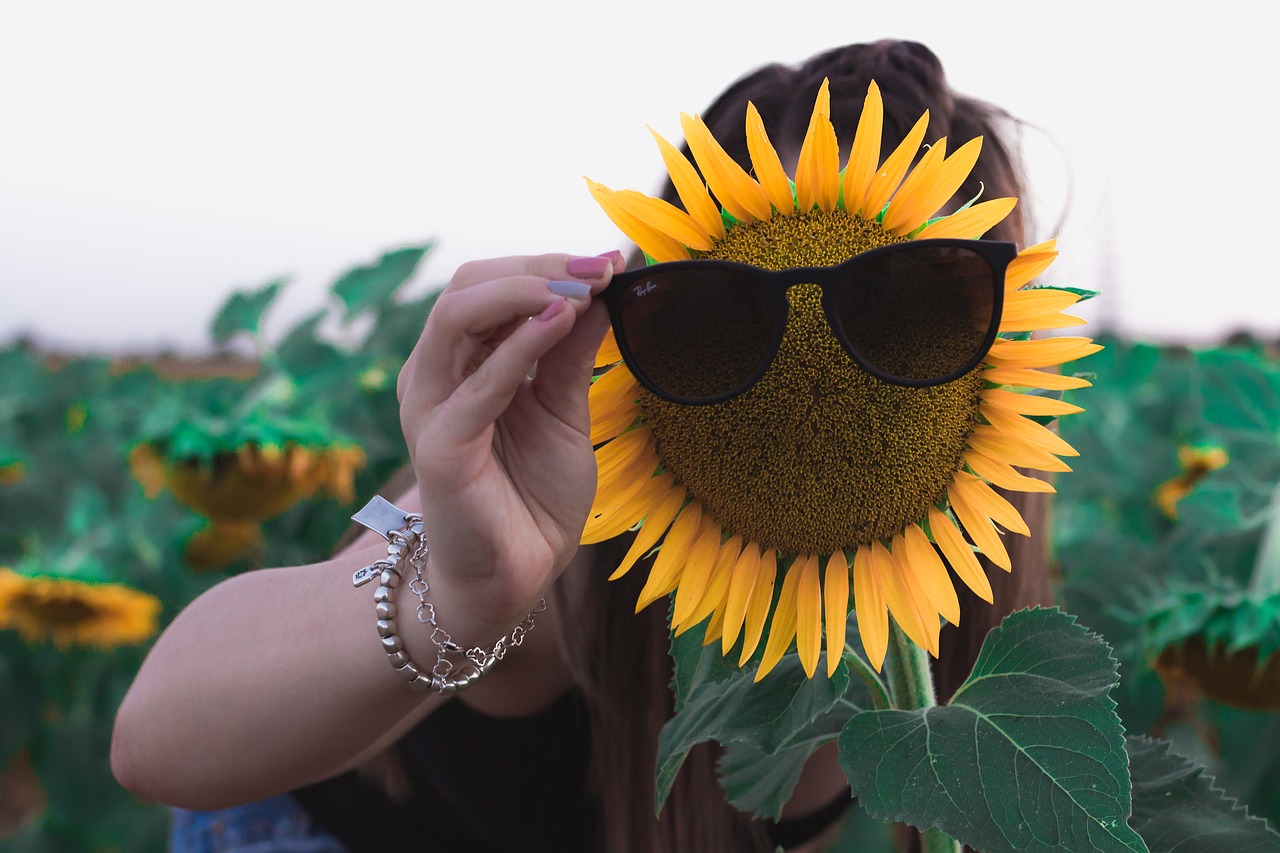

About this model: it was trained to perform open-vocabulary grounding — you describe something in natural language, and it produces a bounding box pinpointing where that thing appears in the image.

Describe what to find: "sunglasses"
[599,238,1015,405]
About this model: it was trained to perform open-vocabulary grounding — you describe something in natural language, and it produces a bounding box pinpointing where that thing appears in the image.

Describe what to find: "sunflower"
[581,80,1099,679]
[0,567,161,649]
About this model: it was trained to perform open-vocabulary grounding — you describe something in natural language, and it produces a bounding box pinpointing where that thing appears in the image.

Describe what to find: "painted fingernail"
[547,280,592,299]
[565,256,612,280]
[596,250,626,268]
[538,297,567,321]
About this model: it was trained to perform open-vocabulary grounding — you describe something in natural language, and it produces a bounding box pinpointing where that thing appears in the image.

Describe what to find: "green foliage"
[209,277,285,344]
[840,608,1147,852]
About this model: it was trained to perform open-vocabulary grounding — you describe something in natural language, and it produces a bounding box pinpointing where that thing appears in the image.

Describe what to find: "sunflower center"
[639,210,986,556]
[15,591,100,627]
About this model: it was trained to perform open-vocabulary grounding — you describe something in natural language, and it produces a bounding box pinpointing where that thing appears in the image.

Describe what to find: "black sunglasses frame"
[599,238,1016,405]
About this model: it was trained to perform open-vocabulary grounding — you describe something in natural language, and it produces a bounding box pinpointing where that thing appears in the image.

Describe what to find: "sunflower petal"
[595,328,622,368]
[636,502,703,610]
[1006,240,1059,290]
[968,427,1073,473]
[861,110,930,218]
[852,546,888,671]
[721,542,761,655]
[986,336,1102,368]
[927,507,993,603]
[983,366,1092,391]
[680,113,771,223]
[948,484,1012,572]
[756,559,802,681]
[739,549,777,665]
[672,517,727,631]
[613,189,714,251]
[882,137,949,234]
[792,554,822,677]
[795,80,840,213]
[887,137,983,235]
[609,485,686,580]
[982,388,1084,417]
[587,180,690,262]
[745,102,795,214]
[591,427,652,484]
[981,406,1081,457]
[871,539,937,656]
[963,449,1056,494]
[649,127,725,240]
[842,81,884,216]
[589,366,640,443]
[686,535,740,634]
[901,525,961,627]
[952,470,1030,536]
[581,472,674,543]
[915,197,1018,240]
[886,539,943,656]
[824,549,849,677]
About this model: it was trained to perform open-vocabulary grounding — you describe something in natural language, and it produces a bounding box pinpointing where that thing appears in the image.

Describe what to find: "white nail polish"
[547,280,592,299]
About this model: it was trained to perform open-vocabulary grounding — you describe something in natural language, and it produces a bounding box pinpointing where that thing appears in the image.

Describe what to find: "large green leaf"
[718,708,848,820]
[839,608,1147,853]
[209,277,285,343]
[656,649,852,814]
[331,243,434,323]
[1126,736,1280,851]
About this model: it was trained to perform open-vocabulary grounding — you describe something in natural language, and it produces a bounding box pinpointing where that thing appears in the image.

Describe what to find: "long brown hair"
[567,39,1054,852]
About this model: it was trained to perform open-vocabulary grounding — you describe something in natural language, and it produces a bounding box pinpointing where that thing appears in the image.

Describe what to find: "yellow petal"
[745,102,795,214]
[881,137,947,234]
[886,137,983,235]
[1002,288,1082,320]
[999,312,1088,333]
[885,540,943,656]
[794,554,823,678]
[968,427,1073,473]
[900,525,961,627]
[986,336,1104,369]
[861,110,930,219]
[842,81,884,217]
[1006,240,1059,290]
[649,127,725,240]
[795,79,840,213]
[595,328,621,368]
[612,189,714,251]
[915,197,1018,240]
[952,470,1030,536]
[587,180,690,262]
[739,549,777,665]
[591,427,652,485]
[589,366,641,444]
[609,485,686,580]
[685,535,740,634]
[852,545,888,671]
[671,517,726,631]
[948,483,1012,571]
[982,388,1084,417]
[824,549,849,678]
[636,502,703,610]
[721,542,761,655]
[927,507,993,603]
[981,405,1081,457]
[871,539,938,656]
[680,113,771,223]
[756,559,802,681]
[983,366,1092,391]
[963,449,1056,494]
[581,472,674,543]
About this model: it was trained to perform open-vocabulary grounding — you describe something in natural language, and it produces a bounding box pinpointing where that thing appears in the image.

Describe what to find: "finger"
[429,298,580,447]
[449,251,622,292]
[532,301,612,430]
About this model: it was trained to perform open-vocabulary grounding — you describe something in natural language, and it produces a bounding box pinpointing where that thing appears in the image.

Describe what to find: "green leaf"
[656,650,852,814]
[331,243,434,323]
[1126,736,1280,851]
[718,708,847,820]
[210,278,286,343]
[839,607,1148,852]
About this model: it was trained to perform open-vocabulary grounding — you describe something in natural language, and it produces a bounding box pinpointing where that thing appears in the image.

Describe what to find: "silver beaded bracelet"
[350,495,545,696]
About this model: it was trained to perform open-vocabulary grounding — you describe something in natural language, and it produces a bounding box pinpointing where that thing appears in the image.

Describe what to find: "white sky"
[1,2,1273,355]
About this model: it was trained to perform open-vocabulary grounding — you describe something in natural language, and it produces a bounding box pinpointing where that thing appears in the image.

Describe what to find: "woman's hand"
[396,251,622,638]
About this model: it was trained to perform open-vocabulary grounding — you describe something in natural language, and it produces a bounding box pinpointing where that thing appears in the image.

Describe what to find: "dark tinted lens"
[832,244,997,382]
[615,267,776,401]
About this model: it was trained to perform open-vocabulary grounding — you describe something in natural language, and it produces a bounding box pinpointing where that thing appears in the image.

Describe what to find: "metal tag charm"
[351,495,407,542]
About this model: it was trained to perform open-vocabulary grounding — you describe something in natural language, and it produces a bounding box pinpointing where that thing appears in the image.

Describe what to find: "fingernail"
[547,280,592,299]
[565,256,612,280]
[596,250,625,269]
[538,297,567,321]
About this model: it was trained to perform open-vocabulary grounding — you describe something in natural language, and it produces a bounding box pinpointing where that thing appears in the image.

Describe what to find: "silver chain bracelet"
[350,495,545,696]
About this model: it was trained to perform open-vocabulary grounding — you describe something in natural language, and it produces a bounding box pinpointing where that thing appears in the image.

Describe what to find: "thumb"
[531,301,612,432]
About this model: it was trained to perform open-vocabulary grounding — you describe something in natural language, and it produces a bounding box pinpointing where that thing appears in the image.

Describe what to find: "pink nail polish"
[566,256,612,279]
[596,250,626,269]
[538,298,566,321]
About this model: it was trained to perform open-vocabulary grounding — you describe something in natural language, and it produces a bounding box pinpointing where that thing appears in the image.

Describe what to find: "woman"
[112,40,1055,852]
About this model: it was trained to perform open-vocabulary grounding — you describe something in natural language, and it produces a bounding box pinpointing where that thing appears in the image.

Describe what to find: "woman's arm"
[111,251,621,809]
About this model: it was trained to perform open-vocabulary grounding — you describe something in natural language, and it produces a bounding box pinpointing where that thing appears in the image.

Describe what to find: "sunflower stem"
[885,621,936,710]
[1248,480,1280,599]
[842,645,892,710]
[885,623,962,853]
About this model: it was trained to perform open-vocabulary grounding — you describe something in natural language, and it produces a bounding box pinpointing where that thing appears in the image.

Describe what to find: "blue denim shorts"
[168,794,347,853]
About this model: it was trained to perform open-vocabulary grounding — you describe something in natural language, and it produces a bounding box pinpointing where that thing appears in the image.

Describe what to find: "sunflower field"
[2,239,1280,850]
